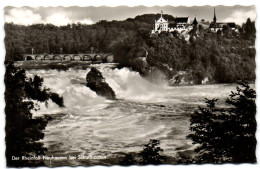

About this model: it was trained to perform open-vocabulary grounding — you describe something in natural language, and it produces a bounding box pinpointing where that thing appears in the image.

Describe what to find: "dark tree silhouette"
[140,139,166,165]
[5,62,64,167]
[119,139,165,165]
[187,82,256,163]
[120,153,136,166]
[242,18,256,40]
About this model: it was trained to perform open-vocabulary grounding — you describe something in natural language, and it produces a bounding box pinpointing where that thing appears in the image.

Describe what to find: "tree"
[120,154,136,166]
[225,82,256,162]
[189,25,198,36]
[187,82,256,163]
[5,62,64,167]
[222,25,232,37]
[242,18,256,40]
[140,139,166,165]
[119,139,165,165]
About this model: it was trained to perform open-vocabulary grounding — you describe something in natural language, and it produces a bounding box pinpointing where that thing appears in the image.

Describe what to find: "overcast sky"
[4,5,256,26]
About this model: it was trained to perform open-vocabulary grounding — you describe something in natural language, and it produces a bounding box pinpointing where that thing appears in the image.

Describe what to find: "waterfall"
[26,66,239,116]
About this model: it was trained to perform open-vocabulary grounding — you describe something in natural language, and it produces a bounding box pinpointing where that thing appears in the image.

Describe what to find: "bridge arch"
[35,55,42,60]
[83,55,92,61]
[73,55,81,61]
[93,54,102,61]
[23,53,114,62]
[53,55,62,60]
[44,55,51,60]
[105,54,114,63]
[26,56,34,60]
[64,55,71,60]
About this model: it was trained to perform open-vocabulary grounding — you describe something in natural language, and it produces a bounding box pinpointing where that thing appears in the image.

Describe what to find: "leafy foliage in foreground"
[140,139,166,165]
[187,82,256,163]
[5,62,64,167]
[120,139,165,165]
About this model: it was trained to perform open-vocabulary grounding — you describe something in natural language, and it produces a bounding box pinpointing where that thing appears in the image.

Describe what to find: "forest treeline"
[4,14,256,83]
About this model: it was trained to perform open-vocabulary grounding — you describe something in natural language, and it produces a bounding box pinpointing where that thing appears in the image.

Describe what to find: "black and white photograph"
[1,0,258,168]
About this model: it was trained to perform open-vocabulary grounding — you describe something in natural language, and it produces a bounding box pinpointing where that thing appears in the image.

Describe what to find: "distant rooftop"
[175,17,189,23]
[209,22,236,28]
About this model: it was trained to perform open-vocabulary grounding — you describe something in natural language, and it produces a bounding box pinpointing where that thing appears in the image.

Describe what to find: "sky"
[4,5,256,26]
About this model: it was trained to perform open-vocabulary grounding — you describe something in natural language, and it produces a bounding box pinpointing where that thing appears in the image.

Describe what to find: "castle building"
[209,7,236,32]
[152,8,236,34]
[152,11,192,34]
[175,17,190,29]
[153,11,169,33]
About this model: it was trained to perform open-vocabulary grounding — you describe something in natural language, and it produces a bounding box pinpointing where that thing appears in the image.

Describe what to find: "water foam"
[100,67,171,102]
[27,69,106,116]
[27,67,239,116]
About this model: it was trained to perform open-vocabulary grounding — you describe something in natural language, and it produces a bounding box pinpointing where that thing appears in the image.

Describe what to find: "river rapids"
[26,64,239,166]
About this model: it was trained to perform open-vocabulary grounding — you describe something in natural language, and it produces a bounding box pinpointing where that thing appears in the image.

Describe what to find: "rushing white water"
[26,65,240,166]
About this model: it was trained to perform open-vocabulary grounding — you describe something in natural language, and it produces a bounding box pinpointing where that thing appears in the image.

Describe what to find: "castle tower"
[213,7,217,23]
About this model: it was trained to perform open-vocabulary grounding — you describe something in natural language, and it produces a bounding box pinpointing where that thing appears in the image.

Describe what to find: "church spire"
[213,7,217,23]
[193,15,198,25]
[161,10,163,18]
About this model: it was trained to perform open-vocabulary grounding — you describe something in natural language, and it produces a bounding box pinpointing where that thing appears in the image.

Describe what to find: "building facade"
[152,11,169,34]
[152,8,237,34]
[209,7,236,32]
[152,11,193,34]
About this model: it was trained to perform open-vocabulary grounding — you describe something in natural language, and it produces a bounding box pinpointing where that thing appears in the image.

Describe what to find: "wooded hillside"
[4,14,256,83]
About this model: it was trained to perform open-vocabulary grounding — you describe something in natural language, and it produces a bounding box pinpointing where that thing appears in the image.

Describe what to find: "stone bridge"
[23,53,114,62]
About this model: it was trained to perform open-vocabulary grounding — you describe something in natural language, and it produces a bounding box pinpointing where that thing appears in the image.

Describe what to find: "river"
[26,64,240,166]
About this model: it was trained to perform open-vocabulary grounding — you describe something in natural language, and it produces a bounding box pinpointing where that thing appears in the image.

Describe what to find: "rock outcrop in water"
[86,67,116,100]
